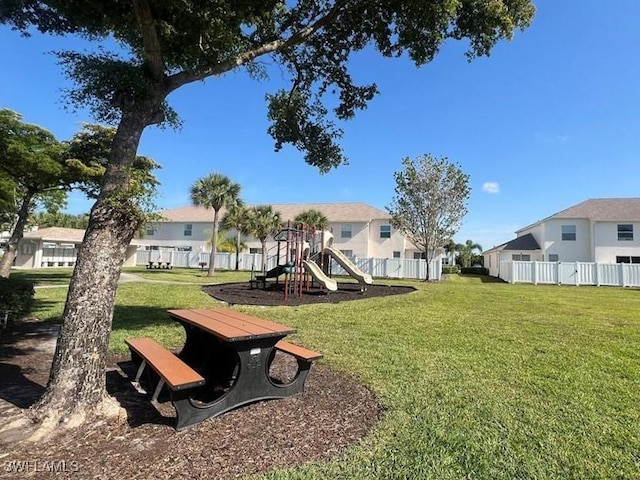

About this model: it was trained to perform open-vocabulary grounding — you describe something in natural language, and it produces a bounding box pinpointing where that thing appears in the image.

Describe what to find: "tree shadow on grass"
[458,274,506,283]
[111,305,180,331]
[11,270,72,286]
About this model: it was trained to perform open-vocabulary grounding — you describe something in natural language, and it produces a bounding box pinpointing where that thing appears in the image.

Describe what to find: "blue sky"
[1,1,639,250]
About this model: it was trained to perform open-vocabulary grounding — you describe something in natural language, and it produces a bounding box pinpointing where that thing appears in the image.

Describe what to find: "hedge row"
[0,277,35,325]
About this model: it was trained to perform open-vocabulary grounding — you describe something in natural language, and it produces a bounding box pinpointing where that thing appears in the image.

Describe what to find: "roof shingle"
[160,203,390,223]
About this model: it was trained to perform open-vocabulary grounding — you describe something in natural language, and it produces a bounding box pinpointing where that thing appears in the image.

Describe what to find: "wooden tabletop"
[167,308,296,342]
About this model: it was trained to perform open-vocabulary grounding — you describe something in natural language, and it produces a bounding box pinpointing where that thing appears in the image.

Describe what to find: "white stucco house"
[139,203,429,260]
[483,198,640,277]
[14,227,140,269]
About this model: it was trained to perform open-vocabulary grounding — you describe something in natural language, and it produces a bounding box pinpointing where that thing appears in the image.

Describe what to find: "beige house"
[139,203,426,260]
[15,227,140,269]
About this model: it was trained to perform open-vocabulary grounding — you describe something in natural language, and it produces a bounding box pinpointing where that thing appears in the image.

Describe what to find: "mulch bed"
[203,280,416,306]
[0,281,415,479]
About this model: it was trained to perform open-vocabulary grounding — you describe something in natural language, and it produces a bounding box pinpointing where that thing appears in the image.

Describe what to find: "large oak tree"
[0,0,535,435]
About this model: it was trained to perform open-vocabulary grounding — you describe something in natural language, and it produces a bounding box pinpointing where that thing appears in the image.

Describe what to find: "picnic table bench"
[125,308,322,430]
[147,261,172,269]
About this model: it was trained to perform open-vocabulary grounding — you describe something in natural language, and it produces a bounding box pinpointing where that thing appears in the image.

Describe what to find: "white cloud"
[482,182,500,194]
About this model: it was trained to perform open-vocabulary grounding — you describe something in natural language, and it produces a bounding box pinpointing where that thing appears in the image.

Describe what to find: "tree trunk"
[261,240,267,273]
[30,108,153,436]
[207,209,219,277]
[424,249,431,282]
[0,189,34,278]
[235,231,240,271]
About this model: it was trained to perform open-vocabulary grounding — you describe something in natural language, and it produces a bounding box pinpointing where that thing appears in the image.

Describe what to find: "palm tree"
[245,205,281,273]
[190,173,241,276]
[458,239,483,268]
[214,232,245,254]
[294,209,329,233]
[443,238,457,267]
[220,202,250,271]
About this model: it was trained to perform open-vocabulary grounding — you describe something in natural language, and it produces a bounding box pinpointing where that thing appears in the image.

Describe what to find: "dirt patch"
[203,280,416,306]
[0,319,384,479]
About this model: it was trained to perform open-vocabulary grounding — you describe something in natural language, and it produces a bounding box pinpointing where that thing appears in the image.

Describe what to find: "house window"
[177,246,192,252]
[340,224,352,238]
[146,225,155,236]
[413,252,426,260]
[548,254,559,262]
[340,250,353,257]
[561,225,576,241]
[616,256,640,264]
[249,248,260,254]
[393,251,401,259]
[380,224,391,239]
[20,243,34,255]
[184,224,193,237]
[512,254,531,261]
[617,224,633,241]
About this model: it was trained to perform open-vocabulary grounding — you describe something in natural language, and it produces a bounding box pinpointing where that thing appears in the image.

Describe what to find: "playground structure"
[250,223,373,300]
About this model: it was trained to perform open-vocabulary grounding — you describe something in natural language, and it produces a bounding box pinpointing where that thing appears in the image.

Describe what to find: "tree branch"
[132,0,164,82]
[166,0,354,92]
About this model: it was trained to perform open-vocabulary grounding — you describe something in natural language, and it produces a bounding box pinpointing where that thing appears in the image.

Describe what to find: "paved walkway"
[34,271,216,289]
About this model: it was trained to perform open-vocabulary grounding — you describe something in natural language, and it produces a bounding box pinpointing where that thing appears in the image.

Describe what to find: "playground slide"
[259,264,286,279]
[302,260,338,291]
[324,247,373,285]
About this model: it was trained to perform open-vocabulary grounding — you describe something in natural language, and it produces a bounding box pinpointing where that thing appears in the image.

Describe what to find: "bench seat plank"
[275,340,323,362]
[125,337,205,390]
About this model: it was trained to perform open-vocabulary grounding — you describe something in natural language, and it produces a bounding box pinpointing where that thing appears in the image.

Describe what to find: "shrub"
[0,277,35,326]
[441,265,460,274]
[460,266,489,275]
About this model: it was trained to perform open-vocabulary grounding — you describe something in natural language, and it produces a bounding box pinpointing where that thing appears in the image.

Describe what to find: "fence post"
[532,261,537,285]
[621,263,627,287]
[510,260,515,284]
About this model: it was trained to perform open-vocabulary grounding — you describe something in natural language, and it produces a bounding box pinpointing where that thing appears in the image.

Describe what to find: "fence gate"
[559,262,577,285]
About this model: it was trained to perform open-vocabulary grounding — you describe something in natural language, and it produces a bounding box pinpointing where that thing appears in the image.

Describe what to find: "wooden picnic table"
[126,308,321,430]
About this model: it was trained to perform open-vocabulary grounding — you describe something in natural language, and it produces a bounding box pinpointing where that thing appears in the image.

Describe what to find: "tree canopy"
[387,154,471,281]
[0,109,86,276]
[294,209,329,232]
[246,205,282,273]
[0,112,159,277]
[457,239,483,268]
[1,1,535,172]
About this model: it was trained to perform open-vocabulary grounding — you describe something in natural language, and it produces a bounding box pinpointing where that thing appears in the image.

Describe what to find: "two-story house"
[483,198,640,277]
[139,203,425,260]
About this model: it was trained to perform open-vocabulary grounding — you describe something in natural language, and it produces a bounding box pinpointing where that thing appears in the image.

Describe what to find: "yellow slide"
[302,260,338,291]
[324,247,373,285]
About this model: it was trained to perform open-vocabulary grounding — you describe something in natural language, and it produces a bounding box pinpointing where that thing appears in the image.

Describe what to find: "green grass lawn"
[27,272,640,479]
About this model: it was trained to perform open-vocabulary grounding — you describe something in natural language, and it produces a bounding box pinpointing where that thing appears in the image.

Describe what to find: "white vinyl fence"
[136,250,442,281]
[499,261,640,287]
